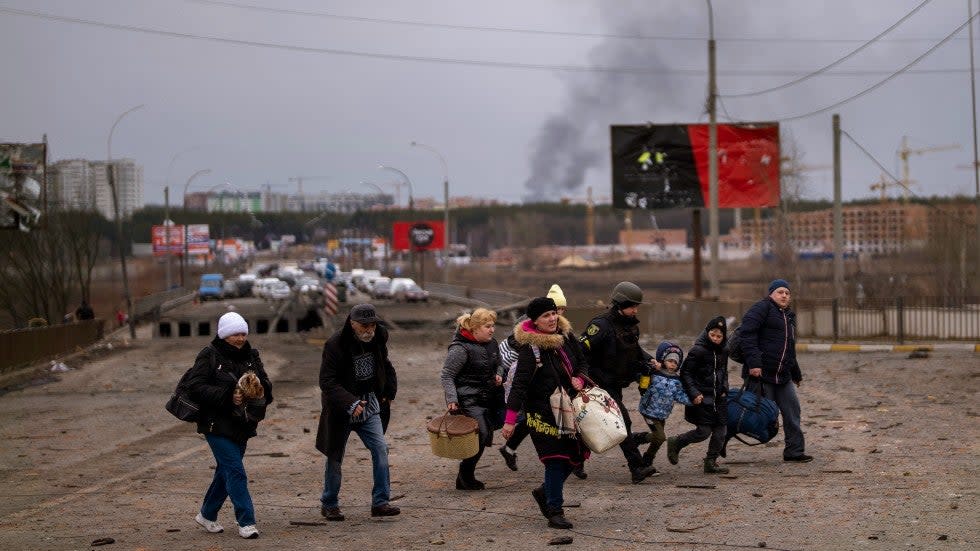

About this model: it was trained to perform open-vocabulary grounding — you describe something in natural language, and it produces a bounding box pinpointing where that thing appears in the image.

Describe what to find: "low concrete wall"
[0,319,106,373]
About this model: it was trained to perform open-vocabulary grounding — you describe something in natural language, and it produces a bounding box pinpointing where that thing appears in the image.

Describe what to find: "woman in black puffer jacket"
[502,297,589,531]
[184,312,273,539]
[666,316,730,474]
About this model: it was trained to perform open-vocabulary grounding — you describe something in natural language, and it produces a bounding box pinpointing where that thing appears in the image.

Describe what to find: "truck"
[198,273,225,301]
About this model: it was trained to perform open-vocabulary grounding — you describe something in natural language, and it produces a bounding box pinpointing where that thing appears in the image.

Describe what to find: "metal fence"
[796,296,980,343]
[0,319,106,373]
[564,297,980,343]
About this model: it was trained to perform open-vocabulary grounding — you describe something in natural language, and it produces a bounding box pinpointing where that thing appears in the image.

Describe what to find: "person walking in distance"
[738,279,812,463]
[315,304,401,521]
[579,282,660,484]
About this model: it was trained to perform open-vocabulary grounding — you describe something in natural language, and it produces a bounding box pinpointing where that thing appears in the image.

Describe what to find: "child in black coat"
[666,316,731,474]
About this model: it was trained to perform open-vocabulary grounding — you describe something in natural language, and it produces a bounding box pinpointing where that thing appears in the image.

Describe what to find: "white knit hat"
[217,312,249,339]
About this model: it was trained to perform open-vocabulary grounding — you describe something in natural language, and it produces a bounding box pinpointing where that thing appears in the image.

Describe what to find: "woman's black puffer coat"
[185,337,273,444]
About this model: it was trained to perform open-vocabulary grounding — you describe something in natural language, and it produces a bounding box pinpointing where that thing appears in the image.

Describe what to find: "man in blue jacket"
[738,279,813,463]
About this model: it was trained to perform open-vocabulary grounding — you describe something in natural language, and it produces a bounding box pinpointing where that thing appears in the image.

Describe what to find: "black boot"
[456,465,485,490]
[703,457,730,474]
[545,508,573,529]
[666,436,683,465]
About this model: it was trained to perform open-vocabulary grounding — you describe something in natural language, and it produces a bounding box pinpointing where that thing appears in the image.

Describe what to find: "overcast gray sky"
[1,0,976,207]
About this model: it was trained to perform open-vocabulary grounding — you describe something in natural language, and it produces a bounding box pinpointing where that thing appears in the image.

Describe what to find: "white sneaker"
[238,524,259,539]
[194,513,223,533]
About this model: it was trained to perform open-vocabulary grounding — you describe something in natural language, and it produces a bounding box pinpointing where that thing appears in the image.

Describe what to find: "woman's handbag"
[164,345,217,423]
[726,379,780,445]
[549,386,578,436]
[426,411,480,459]
[165,391,200,422]
[572,385,628,453]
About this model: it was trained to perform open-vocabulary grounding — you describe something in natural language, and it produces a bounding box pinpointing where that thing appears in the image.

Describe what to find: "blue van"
[198,273,225,301]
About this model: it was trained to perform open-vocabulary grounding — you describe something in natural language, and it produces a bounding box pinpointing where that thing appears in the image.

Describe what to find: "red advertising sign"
[392,220,445,251]
[151,224,183,256]
[151,224,210,256]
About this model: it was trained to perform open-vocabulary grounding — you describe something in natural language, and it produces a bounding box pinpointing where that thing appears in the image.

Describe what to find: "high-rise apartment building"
[47,159,143,219]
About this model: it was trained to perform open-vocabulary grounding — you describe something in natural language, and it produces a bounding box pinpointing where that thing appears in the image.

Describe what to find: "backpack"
[165,345,216,422]
[726,300,773,365]
[726,326,745,364]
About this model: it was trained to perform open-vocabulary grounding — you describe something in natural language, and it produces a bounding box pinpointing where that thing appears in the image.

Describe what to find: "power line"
[720,0,935,98]
[0,6,975,78]
[762,8,980,123]
[192,0,972,45]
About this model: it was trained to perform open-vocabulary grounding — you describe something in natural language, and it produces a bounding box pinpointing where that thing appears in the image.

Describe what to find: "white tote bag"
[572,386,628,453]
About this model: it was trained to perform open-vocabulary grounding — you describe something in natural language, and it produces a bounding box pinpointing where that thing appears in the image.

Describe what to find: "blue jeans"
[761,381,805,457]
[543,459,572,510]
[201,434,255,527]
[320,413,391,508]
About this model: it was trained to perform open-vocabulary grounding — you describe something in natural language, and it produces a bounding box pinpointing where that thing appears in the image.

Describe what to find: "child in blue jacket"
[636,341,692,470]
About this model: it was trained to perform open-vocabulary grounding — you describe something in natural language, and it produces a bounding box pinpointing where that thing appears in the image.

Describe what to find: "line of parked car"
[347,269,429,302]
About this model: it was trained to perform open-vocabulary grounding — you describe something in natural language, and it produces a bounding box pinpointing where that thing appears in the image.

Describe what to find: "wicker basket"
[426,412,480,460]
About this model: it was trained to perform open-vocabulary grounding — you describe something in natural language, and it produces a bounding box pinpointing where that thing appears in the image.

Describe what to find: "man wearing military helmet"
[579,281,660,484]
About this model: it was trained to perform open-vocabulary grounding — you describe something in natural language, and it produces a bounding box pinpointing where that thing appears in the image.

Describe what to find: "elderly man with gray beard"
[315,304,400,521]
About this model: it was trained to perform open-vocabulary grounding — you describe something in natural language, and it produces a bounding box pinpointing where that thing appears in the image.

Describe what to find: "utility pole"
[969,0,980,291]
[164,187,171,291]
[706,0,720,299]
[832,114,844,300]
[586,186,595,246]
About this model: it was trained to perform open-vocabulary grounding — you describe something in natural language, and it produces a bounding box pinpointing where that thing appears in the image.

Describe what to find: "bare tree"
[0,211,103,327]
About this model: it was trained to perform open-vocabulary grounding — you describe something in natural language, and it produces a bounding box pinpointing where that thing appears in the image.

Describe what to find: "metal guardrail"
[133,288,195,320]
[426,283,528,307]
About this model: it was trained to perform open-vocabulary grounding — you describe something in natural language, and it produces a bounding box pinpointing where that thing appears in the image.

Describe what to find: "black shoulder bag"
[165,345,216,422]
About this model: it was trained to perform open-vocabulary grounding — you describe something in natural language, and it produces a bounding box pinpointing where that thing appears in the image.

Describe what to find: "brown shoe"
[320,506,344,521]
[370,504,401,517]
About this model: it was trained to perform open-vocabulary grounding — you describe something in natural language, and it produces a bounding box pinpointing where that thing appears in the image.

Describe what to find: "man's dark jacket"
[315,317,397,461]
[738,297,801,385]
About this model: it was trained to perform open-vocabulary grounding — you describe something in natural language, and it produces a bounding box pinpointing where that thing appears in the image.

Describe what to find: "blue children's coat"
[638,370,692,421]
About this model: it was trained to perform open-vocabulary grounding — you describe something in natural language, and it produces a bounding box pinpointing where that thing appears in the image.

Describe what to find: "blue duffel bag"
[727,381,780,446]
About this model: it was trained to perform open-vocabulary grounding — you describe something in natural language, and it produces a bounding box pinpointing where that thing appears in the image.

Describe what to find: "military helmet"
[610,281,643,305]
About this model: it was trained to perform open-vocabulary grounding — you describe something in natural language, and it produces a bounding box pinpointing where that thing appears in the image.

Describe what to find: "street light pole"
[379,165,414,211]
[107,103,143,339]
[180,168,211,287]
[411,141,451,284]
[379,165,416,279]
[706,0,720,299]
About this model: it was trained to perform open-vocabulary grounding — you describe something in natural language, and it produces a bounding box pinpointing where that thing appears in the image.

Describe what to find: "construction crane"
[869,173,905,202]
[560,187,610,246]
[288,176,332,196]
[897,136,959,201]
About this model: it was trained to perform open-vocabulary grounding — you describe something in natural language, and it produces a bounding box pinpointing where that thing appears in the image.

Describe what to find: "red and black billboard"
[392,220,445,252]
[611,123,780,210]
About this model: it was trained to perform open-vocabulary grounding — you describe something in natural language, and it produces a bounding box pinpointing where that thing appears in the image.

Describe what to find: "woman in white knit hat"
[184,312,273,539]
